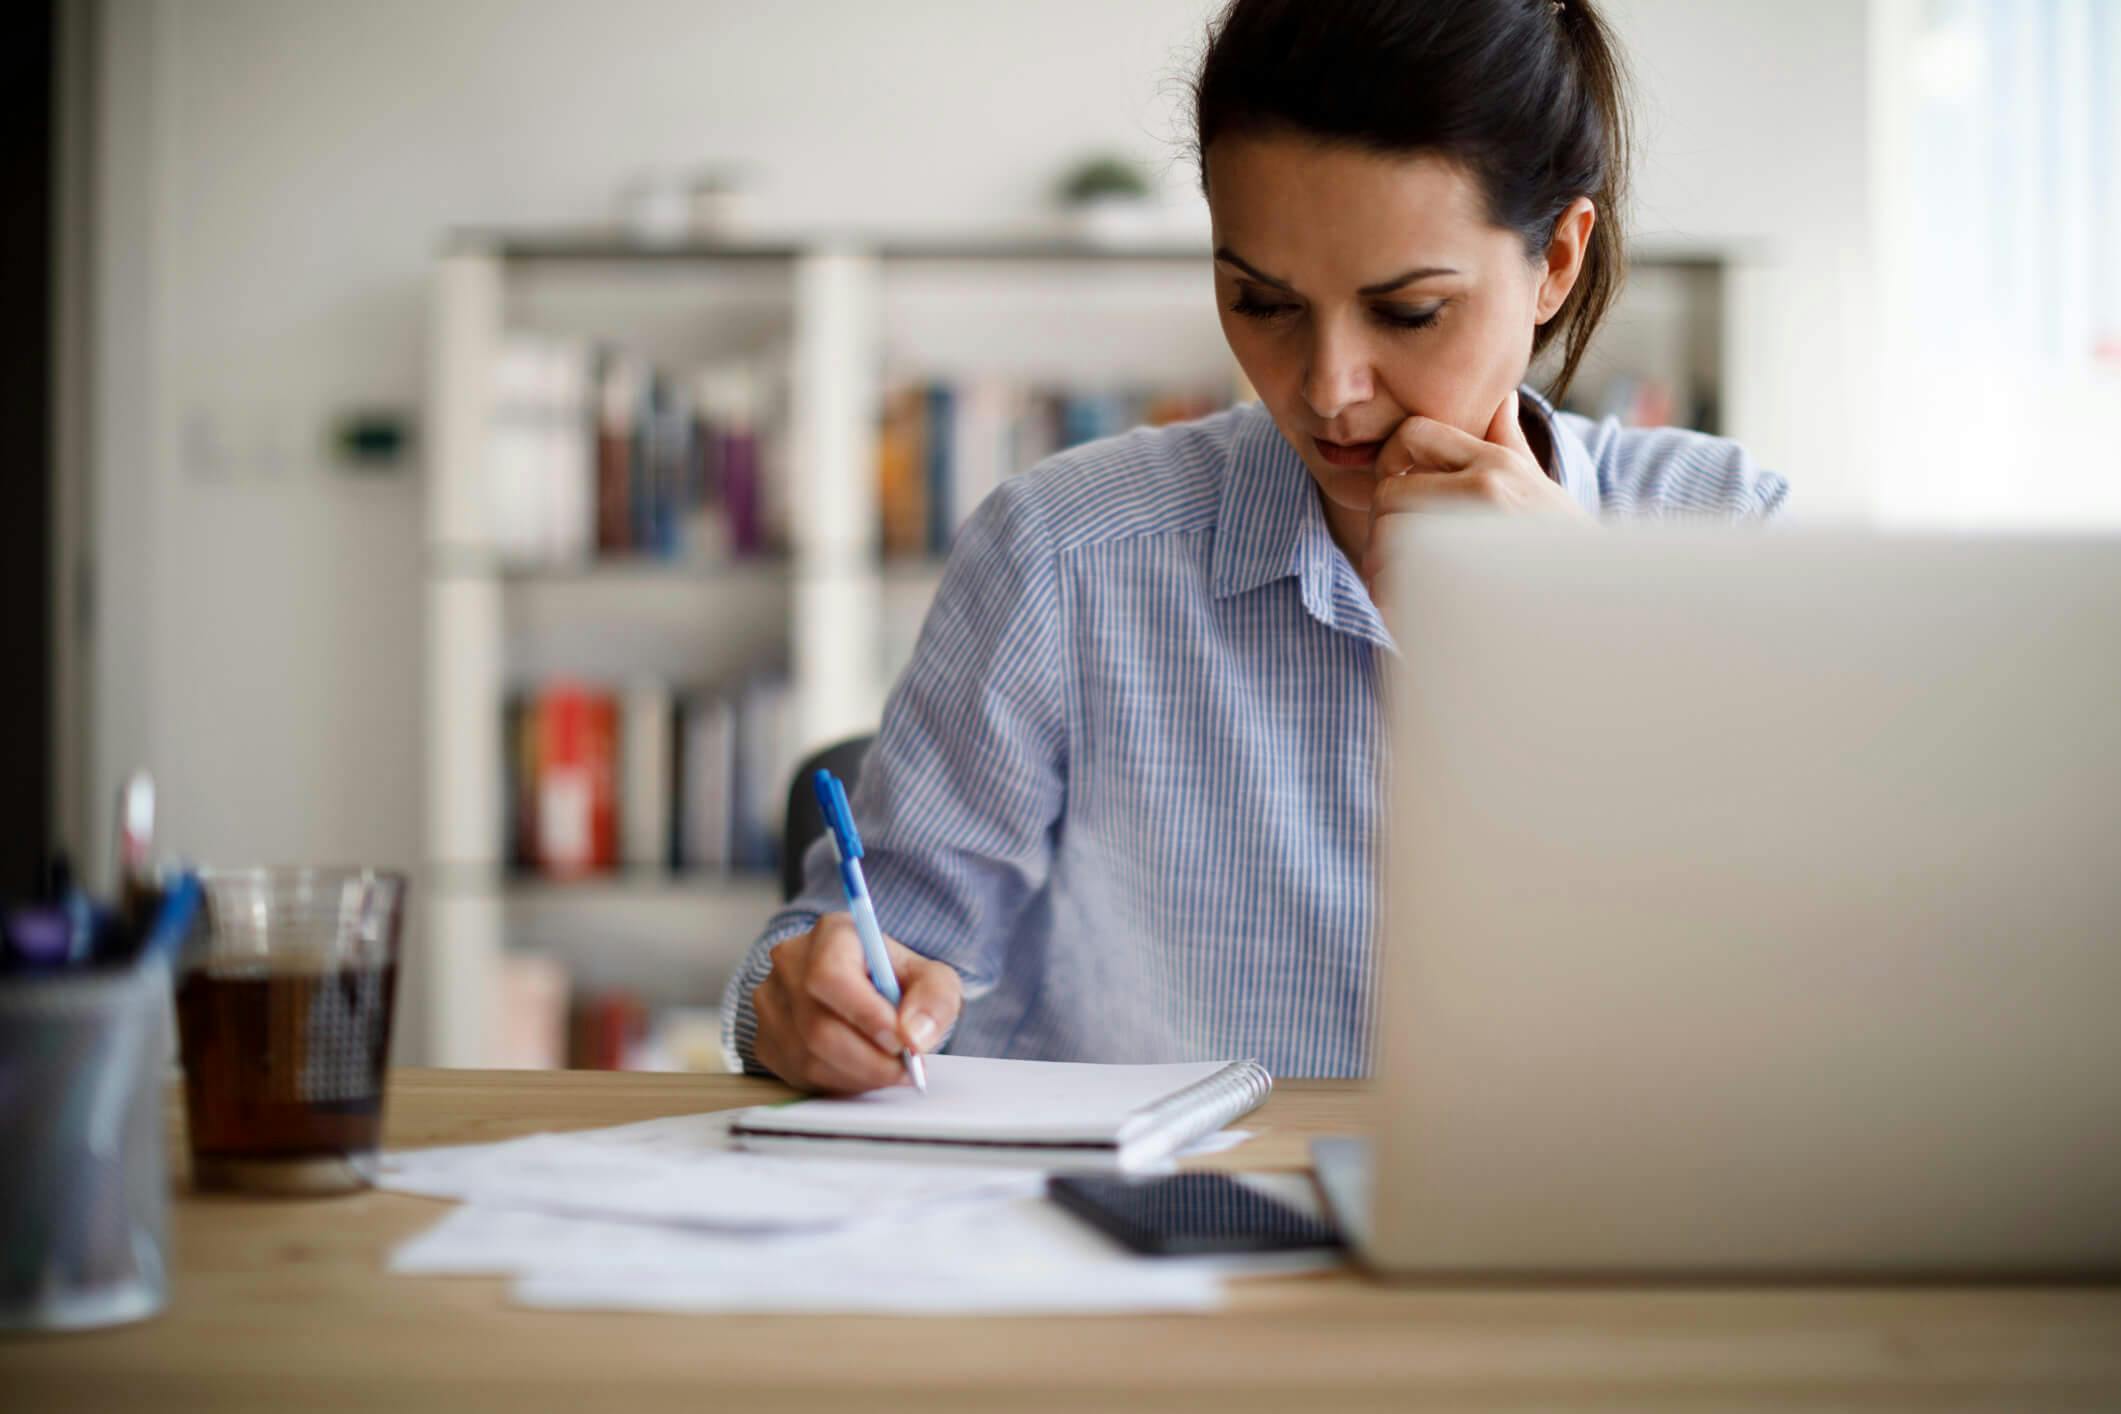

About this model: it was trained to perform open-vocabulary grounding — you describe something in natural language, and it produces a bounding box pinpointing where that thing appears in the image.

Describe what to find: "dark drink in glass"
[175,869,405,1195]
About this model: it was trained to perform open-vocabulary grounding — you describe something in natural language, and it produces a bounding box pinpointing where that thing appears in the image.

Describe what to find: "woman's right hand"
[750,912,964,1094]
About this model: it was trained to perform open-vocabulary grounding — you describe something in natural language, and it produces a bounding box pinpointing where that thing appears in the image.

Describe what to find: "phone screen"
[1047,1171,1344,1256]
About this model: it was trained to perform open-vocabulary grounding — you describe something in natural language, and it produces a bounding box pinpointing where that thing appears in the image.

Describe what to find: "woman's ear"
[1534,196,1597,325]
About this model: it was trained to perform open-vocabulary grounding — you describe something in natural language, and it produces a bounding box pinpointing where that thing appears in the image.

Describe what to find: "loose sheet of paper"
[379,1112,1038,1232]
[500,1204,1230,1322]
[1176,1128,1254,1158]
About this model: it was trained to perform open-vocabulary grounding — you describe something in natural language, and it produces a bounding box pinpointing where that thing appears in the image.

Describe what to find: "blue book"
[1060,393,1102,449]
[631,374,658,554]
[925,383,955,556]
[652,382,689,559]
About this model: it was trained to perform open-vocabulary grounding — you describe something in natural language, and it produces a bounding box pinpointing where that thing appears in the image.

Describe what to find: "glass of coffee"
[175,868,405,1195]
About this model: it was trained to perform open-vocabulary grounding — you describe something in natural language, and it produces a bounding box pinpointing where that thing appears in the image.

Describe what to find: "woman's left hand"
[1359,389,1585,598]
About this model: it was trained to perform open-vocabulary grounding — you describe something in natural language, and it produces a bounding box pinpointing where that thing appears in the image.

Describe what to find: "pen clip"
[811,769,863,861]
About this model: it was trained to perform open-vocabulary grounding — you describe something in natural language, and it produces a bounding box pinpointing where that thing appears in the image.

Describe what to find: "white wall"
[87,0,1881,1013]
[1606,0,1879,517]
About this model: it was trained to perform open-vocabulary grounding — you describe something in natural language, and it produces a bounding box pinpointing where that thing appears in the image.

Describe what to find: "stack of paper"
[378,1108,1269,1315]
[381,1113,1035,1231]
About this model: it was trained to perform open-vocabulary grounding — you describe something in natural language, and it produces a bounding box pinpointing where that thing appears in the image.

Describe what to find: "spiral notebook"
[729,1055,1274,1172]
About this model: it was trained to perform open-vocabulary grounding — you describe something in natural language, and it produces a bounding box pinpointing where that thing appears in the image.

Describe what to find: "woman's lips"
[1314,436,1385,469]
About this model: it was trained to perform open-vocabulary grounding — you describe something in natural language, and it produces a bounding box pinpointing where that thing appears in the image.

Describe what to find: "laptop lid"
[1365,519,2121,1278]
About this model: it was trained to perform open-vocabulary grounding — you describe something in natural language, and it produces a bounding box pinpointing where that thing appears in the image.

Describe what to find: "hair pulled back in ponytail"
[1190,0,1633,403]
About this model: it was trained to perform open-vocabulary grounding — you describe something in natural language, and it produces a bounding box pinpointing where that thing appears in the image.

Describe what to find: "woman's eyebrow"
[1214,247,1296,291]
[1214,246,1460,295]
[1356,265,1460,295]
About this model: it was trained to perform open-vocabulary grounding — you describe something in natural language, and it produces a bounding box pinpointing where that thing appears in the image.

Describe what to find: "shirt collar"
[1519,384,1602,514]
[1210,403,1321,601]
[1210,389,1598,643]
[1210,404,1391,646]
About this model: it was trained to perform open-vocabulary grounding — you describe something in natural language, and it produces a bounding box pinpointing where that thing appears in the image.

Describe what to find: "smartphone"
[1047,1171,1343,1256]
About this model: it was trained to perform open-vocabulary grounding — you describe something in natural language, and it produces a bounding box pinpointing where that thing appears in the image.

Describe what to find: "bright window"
[1875,0,2121,523]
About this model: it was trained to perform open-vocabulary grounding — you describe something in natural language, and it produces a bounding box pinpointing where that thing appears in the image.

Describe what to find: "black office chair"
[780,733,875,902]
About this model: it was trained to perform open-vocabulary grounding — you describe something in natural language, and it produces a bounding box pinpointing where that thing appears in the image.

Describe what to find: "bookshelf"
[422,236,1241,1069]
[422,233,1732,1070]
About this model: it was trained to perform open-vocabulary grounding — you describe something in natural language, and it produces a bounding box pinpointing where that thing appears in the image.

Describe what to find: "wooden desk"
[5,1069,2118,1412]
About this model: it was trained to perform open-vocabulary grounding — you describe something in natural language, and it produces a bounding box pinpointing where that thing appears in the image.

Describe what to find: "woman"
[723,0,1788,1092]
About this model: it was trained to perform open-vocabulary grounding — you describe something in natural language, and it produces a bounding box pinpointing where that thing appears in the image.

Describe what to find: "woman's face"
[1205,131,1589,523]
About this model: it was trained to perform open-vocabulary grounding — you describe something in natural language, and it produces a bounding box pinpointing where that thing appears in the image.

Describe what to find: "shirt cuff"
[719,914,817,1076]
[718,914,973,1077]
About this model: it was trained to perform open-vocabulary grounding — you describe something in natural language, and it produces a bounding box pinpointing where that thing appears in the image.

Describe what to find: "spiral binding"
[1118,1059,1273,1163]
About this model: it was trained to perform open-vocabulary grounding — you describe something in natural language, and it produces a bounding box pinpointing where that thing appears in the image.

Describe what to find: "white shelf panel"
[493,560,794,686]
[429,575,504,869]
[503,259,796,368]
[487,872,783,1005]
[436,873,780,907]
[431,552,795,581]
[879,258,1230,385]
[422,889,503,1067]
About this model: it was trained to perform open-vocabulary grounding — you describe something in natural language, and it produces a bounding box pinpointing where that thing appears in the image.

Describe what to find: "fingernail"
[906,1014,938,1051]
[872,1029,899,1053]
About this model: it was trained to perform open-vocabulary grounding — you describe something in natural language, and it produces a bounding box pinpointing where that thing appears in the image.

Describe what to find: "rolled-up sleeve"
[719,478,1069,1074]
[1577,416,1790,518]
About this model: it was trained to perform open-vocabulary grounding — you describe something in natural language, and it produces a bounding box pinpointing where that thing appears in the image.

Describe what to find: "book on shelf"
[677,696,733,871]
[487,330,786,568]
[568,989,650,1071]
[875,377,1230,560]
[619,680,674,872]
[495,955,570,1070]
[488,335,595,563]
[530,682,618,878]
[505,671,791,883]
[727,677,790,874]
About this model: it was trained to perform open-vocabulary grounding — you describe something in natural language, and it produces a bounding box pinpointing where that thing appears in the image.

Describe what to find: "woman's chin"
[1313,465,1377,513]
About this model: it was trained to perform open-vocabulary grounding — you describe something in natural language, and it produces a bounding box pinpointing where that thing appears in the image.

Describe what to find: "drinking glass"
[174,868,406,1195]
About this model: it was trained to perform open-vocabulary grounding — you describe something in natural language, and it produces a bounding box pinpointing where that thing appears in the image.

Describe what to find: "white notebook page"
[738,1055,1235,1144]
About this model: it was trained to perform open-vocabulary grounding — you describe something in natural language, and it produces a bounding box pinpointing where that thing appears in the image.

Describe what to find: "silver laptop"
[1316,519,2121,1279]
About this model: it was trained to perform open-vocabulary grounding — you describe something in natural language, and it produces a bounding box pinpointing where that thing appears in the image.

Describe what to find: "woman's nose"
[1301,328,1374,421]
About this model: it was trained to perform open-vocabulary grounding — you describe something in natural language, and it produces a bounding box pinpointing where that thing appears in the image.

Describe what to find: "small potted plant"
[1055,153,1158,246]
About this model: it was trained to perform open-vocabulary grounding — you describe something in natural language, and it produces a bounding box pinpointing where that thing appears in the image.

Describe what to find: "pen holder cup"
[0,961,172,1332]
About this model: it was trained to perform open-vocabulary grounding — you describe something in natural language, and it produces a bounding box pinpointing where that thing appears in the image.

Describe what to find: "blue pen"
[813,769,927,1093]
[137,871,205,970]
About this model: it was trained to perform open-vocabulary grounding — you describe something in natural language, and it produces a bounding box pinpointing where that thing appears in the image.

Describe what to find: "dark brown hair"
[1190,0,1632,403]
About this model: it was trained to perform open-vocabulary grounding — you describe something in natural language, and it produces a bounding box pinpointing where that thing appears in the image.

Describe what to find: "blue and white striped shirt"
[722,389,1788,1077]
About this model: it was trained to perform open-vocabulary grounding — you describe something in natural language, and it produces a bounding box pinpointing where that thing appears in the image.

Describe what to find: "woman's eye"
[1374,304,1443,332]
[1229,292,1296,322]
[1227,292,1445,333]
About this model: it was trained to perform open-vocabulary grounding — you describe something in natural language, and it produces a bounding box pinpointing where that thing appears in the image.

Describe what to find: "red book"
[595,356,639,554]
[535,682,618,877]
[587,693,617,868]
[569,990,647,1070]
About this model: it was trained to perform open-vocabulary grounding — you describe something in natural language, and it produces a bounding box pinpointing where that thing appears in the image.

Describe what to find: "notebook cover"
[729,1055,1272,1168]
